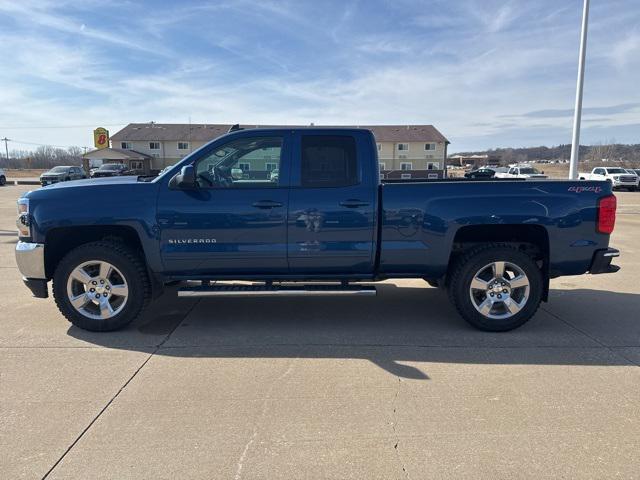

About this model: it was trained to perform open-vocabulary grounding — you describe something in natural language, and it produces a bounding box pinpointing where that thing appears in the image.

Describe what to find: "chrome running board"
[177,283,377,298]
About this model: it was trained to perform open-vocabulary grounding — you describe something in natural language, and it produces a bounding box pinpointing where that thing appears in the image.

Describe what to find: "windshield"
[519,167,540,174]
[607,168,626,174]
[100,164,123,170]
[49,166,69,173]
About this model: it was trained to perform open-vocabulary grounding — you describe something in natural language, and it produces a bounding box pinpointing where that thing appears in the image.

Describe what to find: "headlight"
[613,176,619,180]
[16,198,30,237]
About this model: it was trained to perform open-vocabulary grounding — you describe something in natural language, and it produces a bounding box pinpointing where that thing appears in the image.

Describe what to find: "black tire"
[447,244,543,332]
[0,176,6,186]
[53,241,151,331]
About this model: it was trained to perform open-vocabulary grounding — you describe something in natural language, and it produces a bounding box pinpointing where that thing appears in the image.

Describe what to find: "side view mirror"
[170,165,196,189]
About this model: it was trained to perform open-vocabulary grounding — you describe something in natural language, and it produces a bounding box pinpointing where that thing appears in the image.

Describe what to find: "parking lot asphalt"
[1,184,639,479]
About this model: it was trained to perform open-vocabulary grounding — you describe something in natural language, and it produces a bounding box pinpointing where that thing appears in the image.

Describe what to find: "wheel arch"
[44,225,145,279]
[448,224,550,301]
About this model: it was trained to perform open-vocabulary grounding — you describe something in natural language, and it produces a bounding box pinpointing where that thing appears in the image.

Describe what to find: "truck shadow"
[68,284,640,379]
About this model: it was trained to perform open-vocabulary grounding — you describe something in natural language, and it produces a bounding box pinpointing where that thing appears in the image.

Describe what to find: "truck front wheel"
[448,245,543,331]
[53,241,150,331]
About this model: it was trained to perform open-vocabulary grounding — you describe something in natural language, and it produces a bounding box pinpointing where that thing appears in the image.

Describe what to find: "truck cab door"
[593,168,605,180]
[156,132,291,276]
[287,131,377,274]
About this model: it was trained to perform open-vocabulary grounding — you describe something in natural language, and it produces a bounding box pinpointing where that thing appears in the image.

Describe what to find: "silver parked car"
[40,166,86,186]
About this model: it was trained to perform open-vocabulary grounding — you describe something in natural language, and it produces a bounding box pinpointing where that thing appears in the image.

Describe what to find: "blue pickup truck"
[15,127,620,332]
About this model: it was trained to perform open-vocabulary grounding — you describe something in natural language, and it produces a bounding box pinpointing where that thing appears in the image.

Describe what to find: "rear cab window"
[301,135,358,188]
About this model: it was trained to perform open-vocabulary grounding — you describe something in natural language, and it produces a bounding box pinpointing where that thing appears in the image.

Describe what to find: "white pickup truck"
[579,167,638,191]
[494,165,548,179]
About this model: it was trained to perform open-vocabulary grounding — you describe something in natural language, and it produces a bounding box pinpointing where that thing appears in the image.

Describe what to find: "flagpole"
[569,0,590,179]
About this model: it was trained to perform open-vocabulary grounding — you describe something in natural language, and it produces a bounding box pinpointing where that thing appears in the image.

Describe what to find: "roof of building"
[83,147,152,159]
[111,123,449,143]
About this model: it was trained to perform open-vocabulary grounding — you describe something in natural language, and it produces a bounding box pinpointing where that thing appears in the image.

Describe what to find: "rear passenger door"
[287,132,376,274]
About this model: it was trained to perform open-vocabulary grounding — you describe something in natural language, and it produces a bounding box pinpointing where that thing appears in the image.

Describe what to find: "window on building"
[379,162,386,171]
[377,144,381,151]
[424,143,436,151]
[427,163,438,170]
[177,142,189,150]
[397,143,409,151]
[130,160,143,171]
[301,135,358,188]
[195,136,282,188]
[265,162,278,172]
[121,142,132,149]
[400,162,412,171]
[149,142,160,150]
[152,153,160,158]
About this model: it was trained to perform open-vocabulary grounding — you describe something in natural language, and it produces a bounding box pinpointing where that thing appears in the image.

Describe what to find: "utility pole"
[1,137,9,161]
[569,0,590,179]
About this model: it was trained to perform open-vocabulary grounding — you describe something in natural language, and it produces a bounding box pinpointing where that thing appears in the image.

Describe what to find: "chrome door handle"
[252,200,283,209]
[339,199,369,208]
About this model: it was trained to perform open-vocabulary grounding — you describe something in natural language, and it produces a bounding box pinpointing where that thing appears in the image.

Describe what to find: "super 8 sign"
[93,128,109,149]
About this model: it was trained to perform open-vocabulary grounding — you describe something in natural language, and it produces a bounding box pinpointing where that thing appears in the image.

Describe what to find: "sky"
[0,0,639,153]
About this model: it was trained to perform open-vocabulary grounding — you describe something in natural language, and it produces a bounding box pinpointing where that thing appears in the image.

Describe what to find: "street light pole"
[1,137,9,161]
[569,0,590,179]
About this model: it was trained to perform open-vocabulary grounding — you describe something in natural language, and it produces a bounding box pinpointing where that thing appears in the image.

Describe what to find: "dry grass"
[538,163,569,179]
[3,169,46,178]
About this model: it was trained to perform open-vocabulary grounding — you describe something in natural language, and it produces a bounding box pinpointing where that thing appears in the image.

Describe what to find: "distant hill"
[451,144,640,165]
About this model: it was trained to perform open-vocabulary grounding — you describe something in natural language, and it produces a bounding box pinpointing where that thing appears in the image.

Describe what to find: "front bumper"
[611,180,638,188]
[590,247,620,274]
[40,176,66,186]
[15,242,48,298]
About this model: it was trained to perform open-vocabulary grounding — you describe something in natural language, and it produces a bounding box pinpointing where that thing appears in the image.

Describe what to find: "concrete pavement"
[1,184,639,479]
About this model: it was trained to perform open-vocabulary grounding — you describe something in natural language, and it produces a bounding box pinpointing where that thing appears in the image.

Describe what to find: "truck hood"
[41,175,140,189]
[23,175,145,201]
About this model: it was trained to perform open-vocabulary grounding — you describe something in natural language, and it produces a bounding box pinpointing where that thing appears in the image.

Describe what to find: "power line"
[0,123,127,129]
[4,138,91,150]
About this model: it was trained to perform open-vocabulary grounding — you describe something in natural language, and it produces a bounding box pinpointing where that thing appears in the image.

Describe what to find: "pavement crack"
[233,357,297,480]
[41,349,155,479]
[391,376,411,480]
[41,299,201,479]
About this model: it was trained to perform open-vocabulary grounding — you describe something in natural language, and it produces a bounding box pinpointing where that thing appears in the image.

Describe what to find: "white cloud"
[0,0,638,152]
[611,33,640,68]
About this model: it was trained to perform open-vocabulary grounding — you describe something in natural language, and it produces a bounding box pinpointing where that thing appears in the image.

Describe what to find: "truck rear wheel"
[448,244,543,331]
[53,241,150,331]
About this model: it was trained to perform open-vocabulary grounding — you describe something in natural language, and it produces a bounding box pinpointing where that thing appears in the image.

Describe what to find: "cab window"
[195,136,282,188]
[301,135,358,188]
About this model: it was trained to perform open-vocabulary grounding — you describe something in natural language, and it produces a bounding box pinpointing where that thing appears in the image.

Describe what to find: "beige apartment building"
[96,123,448,176]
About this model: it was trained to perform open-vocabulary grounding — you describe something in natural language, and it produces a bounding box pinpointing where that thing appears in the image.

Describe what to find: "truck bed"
[379,179,611,278]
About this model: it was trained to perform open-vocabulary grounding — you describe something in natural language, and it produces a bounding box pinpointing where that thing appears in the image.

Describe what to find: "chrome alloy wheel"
[468,261,530,320]
[66,260,129,320]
